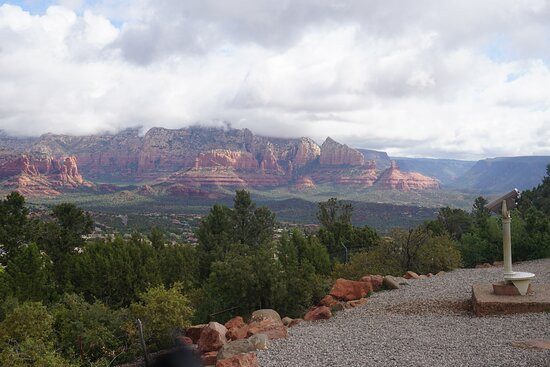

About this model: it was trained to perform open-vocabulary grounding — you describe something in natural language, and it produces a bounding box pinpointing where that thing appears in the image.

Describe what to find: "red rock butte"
[0,127,441,196]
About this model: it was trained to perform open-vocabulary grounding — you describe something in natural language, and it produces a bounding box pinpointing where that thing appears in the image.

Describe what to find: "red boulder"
[202,351,218,365]
[403,271,420,279]
[304,306,332,321]
[247,319,287,340]
[186,324,207,344]
[330,278,373,301]
[227,325,249,341]
[198,322,228,353]
[319,295,339,308]
[225,316,245,330]
[360,275,384,291]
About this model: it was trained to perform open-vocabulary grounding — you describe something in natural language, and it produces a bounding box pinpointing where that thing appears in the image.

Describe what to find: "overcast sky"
[1,0,549,159]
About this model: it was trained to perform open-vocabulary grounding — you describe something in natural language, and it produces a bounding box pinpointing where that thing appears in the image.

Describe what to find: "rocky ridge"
[375,160,440,190]
[0,127,441,195]
[0,153,91,196]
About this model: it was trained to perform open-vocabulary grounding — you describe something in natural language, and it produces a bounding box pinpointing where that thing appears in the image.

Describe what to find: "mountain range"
[0,127,548,198]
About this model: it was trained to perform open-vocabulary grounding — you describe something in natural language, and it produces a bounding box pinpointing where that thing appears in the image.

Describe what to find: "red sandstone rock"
[225,316,245,330]
[226,325,249,341]
[304,306,332,321]
[319,137,365,166]
[0,154,90,196]
[196,150,259,170]
[246,319,287,340]
[250,309,282,323]
[288,318,302,327]
[186,324,207,343]
[330,278,373,301]
[360,275,384,291]
[216,352,257,367]
[404,271,420,279]
[259,148,280,172]
[346,298,368,308]
[293,139,321,167]
[294,176,316,190]
[375,161,440,191]
[308,160,379,187]
[319,295,339,308]
[202,351,218,365]
[198,322,228,353]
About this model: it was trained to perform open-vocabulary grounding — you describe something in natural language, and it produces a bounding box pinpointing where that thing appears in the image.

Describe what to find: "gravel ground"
[258,259,550,367]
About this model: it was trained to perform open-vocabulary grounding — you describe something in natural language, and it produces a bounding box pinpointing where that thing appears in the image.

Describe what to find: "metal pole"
[137,319,150,367]
[501,201,513,277]
[340,242,348,263]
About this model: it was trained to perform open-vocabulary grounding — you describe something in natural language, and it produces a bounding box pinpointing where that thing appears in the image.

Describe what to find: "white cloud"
[0,1,549,159]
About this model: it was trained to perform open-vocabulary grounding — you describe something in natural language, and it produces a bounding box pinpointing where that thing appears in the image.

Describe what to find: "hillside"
[451,156,550,192]
[393,157,475,185]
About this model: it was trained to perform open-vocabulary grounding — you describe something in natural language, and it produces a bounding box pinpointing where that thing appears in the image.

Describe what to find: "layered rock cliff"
[0,127,441,194]
[375,161,440,191]
[0,154,91,196]
[319,137,365,166]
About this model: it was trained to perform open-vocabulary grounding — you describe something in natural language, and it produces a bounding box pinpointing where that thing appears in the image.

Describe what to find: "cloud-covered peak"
[0,1,549,159]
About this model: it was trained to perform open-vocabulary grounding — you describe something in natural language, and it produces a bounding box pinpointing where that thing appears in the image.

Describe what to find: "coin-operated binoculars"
[485,189,535,295]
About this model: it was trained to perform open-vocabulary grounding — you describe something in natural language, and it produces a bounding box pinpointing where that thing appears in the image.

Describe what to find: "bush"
[0,302,73,367]
[417,235,463,274]
[332,240,404,280]
[53,294,128,365]
[130,283,193,352]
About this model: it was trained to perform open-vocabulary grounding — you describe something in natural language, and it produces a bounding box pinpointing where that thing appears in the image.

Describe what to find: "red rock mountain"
[0,127,441,195]
[376,161,440,190]
[0,153,91,196]
[319,137,365,166]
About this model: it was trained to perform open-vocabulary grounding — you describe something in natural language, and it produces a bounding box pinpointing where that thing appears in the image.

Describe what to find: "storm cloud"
[0,0,549,159]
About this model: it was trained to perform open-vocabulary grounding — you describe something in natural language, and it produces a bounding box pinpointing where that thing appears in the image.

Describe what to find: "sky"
[0,1,549,159]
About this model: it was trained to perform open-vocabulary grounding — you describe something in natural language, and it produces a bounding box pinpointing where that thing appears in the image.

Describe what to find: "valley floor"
[258,259,550,367]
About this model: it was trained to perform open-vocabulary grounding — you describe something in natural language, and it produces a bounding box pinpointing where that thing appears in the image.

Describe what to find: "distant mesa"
[375,160,440,191]
[0,154,92,196]
[0,126,445,197]
[293,176,316,191]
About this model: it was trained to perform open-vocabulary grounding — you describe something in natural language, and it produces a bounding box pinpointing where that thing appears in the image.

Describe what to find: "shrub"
[0,302,73,367]
[130,283,194,352]
[53,293,128,365]
[417,235,463,274]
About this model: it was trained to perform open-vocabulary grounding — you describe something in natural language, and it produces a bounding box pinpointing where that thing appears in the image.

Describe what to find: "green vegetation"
[0,167,549,366]
[424,166,550,266]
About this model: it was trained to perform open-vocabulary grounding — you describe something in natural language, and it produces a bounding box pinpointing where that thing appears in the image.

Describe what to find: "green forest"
[0,166,549,366]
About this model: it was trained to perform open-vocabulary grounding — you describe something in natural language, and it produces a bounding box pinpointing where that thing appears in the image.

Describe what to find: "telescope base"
[504,271,535,296]
[493,281,533,296]
[472,283,550,316]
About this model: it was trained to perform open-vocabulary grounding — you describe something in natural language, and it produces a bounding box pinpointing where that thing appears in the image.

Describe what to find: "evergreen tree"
[0,192,30,265]
[70,236,161,307]
[33,203,94,288]
[5,243,56,303]
[148,226,166,250]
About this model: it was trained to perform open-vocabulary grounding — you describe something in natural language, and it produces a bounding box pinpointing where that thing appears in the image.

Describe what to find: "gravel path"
[258,259,550,367]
